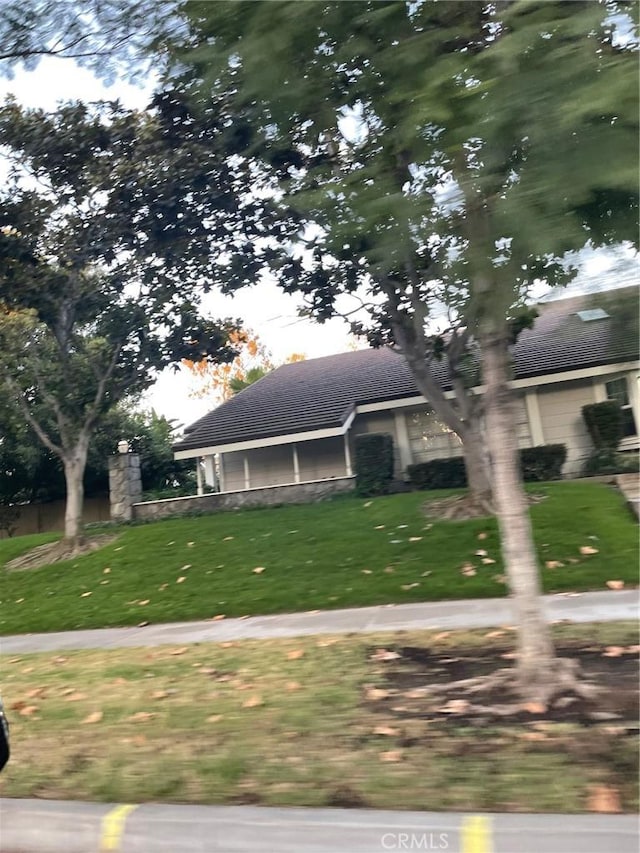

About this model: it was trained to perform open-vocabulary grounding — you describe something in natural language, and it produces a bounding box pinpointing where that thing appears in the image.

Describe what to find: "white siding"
[297,436,347,481]
[537,379,595,476]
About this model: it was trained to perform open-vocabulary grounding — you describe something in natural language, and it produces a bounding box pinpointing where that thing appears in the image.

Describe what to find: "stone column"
[108,453,142,522]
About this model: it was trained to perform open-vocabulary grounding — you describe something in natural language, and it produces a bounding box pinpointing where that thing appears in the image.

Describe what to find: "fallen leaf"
[475,549,488,557]
[384,567,395,574]
[587,785,621,814]
[438,699,471,714]
[603,646,624,658]
[187,541,196,547]
[606,580,624,590]
[176,576,186,583]
[370,648,401,662]
[207,714,224,723]
[138,599,150,606]
[137,621,150,628]
[481,558,496,565]
[316,638,339,647]
[545,561,565,569]
[64,692,88,702]
[52,657,67,665]
[579,545,599,556]
[409,536,423,542]
[363,501,372,507]
[477,532,488,540]
[285,681,301,691]
[461,563,476,577]
[103,567,111,574]
[252,566,266,574]
[82,711,103,724]
[211,614,226,621]
[242,695,263,708]
[567,557,580,564]
[374,525,385,529]
[25,687,46,699]
[492,574,507,584]
[421,570,432,577]
[286,649,305,660]
[19,705,39,717]
[128,712,156,722]
[21,666,34,673]
[522,702,547,714]
[361,569,372,575]
[100,580,110,585]
[151,690,170,700]
[8,658,21,664]
[401,583,420,590]
[80,591,93,598]
[365,686,390,701]
[158,583,168,591]
[220,641,234,648]
[379,750,403,762]
[373,725,400,737]
[389,539,402,544]
[169,647,188,656]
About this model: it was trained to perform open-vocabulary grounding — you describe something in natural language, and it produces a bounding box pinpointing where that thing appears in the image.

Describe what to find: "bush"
[407,457,467,490]
[407,444,567,490]
[582,402,623,451]
[354,433,394,496]
[520,444,567,481]
[582,449,640,476]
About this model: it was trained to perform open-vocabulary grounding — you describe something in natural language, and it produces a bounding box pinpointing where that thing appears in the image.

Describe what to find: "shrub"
[406,444,567,490]
[520,444,567,481]
[582,449,640,476]
[407,457,467,490]
[354,433,394,496]
[582,402,623,450]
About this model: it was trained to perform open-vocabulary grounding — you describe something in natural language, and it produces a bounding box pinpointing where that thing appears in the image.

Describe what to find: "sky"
[1,56,637,429]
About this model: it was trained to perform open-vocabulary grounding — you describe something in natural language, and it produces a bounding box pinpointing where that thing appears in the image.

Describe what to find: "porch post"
[243,455,251,489]
[344,432,353,477]
[196,458,204,495]
[218,453,226,493]
[292,443,300,483]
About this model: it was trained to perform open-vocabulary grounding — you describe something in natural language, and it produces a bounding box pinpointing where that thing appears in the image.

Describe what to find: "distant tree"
[184,327,305,403]
[0,92,273,550]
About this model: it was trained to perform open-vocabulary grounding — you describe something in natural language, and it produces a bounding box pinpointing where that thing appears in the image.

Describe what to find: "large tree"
[170,0,638,701]
[0,91,280,549]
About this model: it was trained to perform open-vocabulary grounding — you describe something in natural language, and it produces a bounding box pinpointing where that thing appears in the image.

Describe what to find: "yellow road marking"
[101,803,138,852]
[461,814,493,853]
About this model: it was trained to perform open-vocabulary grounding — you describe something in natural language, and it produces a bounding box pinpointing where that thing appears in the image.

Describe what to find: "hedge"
[354,433,395,497]
[406,443,567,490]
[582,401,623,450]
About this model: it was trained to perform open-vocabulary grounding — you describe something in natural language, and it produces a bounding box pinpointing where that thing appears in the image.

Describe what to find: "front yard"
[0,481,636,635]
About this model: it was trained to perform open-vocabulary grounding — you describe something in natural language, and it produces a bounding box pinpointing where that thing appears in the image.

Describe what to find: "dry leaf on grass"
[252,566,266,574]
[579,545,599,556]
[80,591,92,598]
[180,564,192,571]
[82,711,103,724]
[545,561,564,569]
[242,695,263,708]
[316,638,339,647]
[285,681,301,691]
[481,558,496,565]
[409,537,423,542]
[19,705,39,717]
[187,541,196,547]
[138,600,150,606]
[603,646,624,658]
[362,569,372,574]
[211,614,226,621]
[363,501,372,508]
[207,714,224,723]
[169,647,188,656]
[158,584,169,591]
[477,532,488,540]
[128,712,156,723]
[373,725,400,737]
[286,649,305,660]
[606,580,624,590]
[374,525,385,530]
[522,702,547,714]
[365,686,390,701]
[103,567,111,574]
[25,687,46,699]
[587,785,621,814]
[64,692,88,702]
[461,563,476,577]
[151,690,170,700]
[137,621,150,628]
[493,574,507,584]
[370,648,401,662]
[475,549,488,557]
[379,750,403,762]
[401,583,420,590]
[384,567,395,574]
[176,576,186,583]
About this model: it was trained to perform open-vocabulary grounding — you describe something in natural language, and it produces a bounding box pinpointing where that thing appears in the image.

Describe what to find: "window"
[407,410,463,462]
[605,378,637,438]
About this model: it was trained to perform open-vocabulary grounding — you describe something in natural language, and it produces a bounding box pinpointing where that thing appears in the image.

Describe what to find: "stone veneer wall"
[132,477,356,522]
[108,453,143,522]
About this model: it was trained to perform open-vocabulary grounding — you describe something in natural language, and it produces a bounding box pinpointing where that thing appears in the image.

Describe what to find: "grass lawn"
[0,622,637,812]
[0,481,636,635]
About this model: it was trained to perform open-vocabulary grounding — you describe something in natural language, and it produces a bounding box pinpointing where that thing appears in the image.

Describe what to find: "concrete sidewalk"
[1,590,637,655]
[1,798,638,853]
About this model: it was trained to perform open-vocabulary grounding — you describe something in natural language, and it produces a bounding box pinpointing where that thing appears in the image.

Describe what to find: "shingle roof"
[175,286,639,453]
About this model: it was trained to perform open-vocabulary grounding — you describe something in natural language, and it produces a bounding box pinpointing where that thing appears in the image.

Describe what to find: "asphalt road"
[0,799,638,853]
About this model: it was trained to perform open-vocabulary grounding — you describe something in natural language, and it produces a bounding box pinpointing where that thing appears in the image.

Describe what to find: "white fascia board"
[175,409,356,461]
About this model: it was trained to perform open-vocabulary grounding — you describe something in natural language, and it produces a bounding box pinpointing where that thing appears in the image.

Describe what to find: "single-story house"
[173,286,639,492]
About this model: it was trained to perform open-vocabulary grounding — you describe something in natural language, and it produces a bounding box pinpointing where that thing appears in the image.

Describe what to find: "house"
[173,286,639,493]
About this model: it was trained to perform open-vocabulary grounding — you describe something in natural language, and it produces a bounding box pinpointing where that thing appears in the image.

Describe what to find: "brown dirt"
[365,640,639,728]
[5,534,119,572]
[423,492,548,521]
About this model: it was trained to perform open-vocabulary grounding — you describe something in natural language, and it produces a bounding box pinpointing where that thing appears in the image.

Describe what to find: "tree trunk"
[459,415,493,508]
[480,329,558,702]
[62,440,89,550]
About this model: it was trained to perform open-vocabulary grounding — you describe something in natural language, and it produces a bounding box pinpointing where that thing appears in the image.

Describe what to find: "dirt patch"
[423,492,547,521]
[5,534,119,572]
[366,640,639,727]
